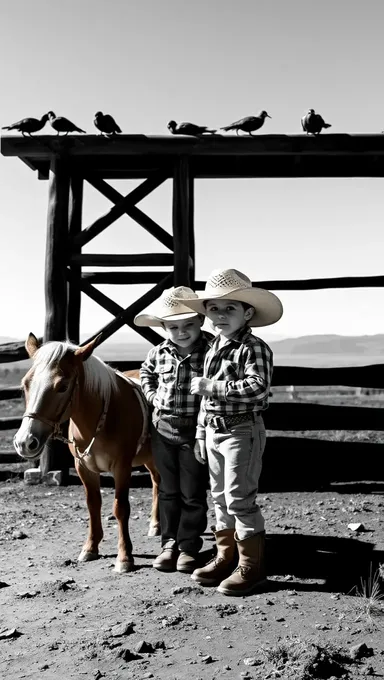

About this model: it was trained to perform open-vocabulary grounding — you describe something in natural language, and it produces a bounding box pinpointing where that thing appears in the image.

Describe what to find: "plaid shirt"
[197,326,273,438]
[140,332,211,418]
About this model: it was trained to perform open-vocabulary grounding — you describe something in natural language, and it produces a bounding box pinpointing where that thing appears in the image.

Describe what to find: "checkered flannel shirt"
[140,332,211,418]
[196,325,273,438]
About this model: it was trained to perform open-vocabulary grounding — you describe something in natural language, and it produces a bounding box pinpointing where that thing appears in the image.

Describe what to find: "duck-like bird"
[167,120,216,136]
[94,111,122,135]
[301,109,331,135]
[1,113,50,136]
[221,111,271,136]
[47,111,86,135]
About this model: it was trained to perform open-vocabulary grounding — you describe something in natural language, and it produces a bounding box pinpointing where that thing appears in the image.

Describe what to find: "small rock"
[364,665,375,675]
[12,530,28,540]
[350,642,374,660]
[117,648,142,662]
[244,657,260,666]
[275,617,286,622]
[172,585,203,595]
[17,590,39,599]
[142,674,154,679]
[161,615,183,627]
[200,654,215,664]
[111,621,135,637]
[94,671,104,680]
[282,574,293,581]
[0,582,10,589]
[135,640,154,654]
[0,628,22,640]
[348,523,365,532]
[223,665,231,671]
[315,623,331,630]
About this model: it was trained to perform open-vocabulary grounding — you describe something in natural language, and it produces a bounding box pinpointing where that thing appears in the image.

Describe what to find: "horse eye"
[57,382,69,393]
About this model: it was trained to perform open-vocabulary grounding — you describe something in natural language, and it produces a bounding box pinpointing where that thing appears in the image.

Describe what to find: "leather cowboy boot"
[191,529,236,585]
[217,531,267,596]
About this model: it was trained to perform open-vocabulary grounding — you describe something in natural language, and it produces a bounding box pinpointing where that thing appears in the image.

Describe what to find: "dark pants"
[151,421,208,554]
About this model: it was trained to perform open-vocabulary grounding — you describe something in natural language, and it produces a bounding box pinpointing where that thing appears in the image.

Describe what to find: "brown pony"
[13,333,160,573]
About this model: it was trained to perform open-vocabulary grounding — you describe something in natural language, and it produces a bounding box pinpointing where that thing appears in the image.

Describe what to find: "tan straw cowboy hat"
[133,286,200,327]
[175,268,283,327]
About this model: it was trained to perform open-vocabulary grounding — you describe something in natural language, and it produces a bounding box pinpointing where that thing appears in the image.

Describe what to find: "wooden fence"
[1,337,384,488]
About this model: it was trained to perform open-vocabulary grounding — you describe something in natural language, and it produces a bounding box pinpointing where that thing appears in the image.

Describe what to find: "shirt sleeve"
[211,344,272,404]
[195,399,206,440]
[139,349,159,406]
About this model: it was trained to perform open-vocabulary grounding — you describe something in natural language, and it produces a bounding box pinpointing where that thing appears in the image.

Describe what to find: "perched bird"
[94,111,122,135]
[221,111,271,136]
[167,120,216,136]
[47,111,86,135]
[1,113,50,136]
[301,109,332,135]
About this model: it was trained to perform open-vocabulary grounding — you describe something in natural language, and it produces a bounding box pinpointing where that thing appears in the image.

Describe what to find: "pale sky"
[1,0,384,344]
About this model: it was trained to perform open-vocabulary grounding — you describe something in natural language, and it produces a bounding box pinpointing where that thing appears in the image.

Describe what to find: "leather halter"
[22,377,110,463]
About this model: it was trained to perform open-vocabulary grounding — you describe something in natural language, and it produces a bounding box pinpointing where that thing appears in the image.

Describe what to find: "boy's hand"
[194,439,207,465]
[191,377,214,396]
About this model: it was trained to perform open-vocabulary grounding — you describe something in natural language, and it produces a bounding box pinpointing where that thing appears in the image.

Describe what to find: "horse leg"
[144,458,161,537]
[75,460,103,563]
[113,465,135,573]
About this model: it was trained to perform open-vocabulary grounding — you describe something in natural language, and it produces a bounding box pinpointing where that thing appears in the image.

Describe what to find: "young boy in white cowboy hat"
[175,268,283,596]
[134,286,210,574]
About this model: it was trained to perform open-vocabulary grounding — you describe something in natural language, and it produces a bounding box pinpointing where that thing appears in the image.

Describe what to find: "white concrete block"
[24,468,41,485]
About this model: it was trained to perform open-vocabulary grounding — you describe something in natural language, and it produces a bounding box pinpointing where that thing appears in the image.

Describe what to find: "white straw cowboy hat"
[175,268,283,327]
[133,286,200,327]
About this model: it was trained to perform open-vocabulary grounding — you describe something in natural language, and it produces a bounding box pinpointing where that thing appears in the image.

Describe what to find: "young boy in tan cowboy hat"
[134,286,210,574]
[176,268,283,596]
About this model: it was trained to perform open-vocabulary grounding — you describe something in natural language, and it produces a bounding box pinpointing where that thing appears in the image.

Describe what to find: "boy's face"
[162,315,203,349]
[204,299,254,337]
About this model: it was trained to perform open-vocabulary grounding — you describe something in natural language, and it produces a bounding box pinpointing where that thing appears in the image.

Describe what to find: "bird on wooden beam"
[1,113,50,136]
[167,120,216,136]
[221,111,271,136]
[94,111,122,135]
[301,109,332,135]
[47,111,86,135]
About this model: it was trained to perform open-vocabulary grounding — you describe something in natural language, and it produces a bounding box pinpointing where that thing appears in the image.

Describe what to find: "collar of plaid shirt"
[208,324,253,348]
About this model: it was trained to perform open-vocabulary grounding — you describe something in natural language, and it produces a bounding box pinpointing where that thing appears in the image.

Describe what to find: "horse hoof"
[114,560,135,573]
[147,524,161,537]
[78,550,99,563]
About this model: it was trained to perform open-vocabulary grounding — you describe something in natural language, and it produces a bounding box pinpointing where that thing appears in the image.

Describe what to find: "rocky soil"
[0,477,383,680]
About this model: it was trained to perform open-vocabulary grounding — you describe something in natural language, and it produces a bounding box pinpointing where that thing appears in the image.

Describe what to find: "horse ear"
[74,334,103,362]
[25,333,40,358]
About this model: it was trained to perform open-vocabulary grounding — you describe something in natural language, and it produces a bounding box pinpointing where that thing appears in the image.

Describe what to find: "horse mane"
[33,341,118,402]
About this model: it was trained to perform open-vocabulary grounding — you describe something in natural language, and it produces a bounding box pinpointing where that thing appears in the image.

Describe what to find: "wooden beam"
[81,271,167,285]
[173,157,192,287]
[67,175,83,344]
[0,416,22,430]
[264,402,384,431]
[77,274,173,345]
[85,174,173,250]
[273,364,384,388]
[70,253,174,267]
[194,275,384,291]
[0,387,22,400]
[188,175,195,284]
[76,171,169,247]
[44,156,70,342]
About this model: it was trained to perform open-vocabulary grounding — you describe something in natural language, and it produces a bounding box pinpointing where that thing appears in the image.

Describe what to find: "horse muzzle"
[13,418,51,459]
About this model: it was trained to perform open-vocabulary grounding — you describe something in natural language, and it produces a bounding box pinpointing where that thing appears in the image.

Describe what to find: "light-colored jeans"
[206,414,266,541]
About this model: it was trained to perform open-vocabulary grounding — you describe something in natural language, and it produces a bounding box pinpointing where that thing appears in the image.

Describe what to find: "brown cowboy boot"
[217,531,267,596]
[191,529,236,585]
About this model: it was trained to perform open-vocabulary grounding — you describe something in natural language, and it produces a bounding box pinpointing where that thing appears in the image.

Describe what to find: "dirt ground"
[0,473,383,680]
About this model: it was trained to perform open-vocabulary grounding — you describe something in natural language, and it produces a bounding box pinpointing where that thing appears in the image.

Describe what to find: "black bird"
[167,120,216,136]
[94,111,122,135]
[301,109,332,135]
[221,111,271,136]
[47,111,86,135]
[1,113,50,136]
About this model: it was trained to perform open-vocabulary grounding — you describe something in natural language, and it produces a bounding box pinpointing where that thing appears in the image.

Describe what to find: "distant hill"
[2,334,384,369]
[269,334,384,356]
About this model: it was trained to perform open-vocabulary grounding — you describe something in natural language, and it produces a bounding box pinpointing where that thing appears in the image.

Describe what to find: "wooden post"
[41,155,70,476]
[67,175,83,344]
[188,174,195,285]
[173,157,192,287]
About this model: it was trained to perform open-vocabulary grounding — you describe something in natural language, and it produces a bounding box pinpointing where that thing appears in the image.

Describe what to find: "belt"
[206,412,258,428]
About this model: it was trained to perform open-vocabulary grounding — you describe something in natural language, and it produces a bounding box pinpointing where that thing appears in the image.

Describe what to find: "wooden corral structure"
[1,133,384,484]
